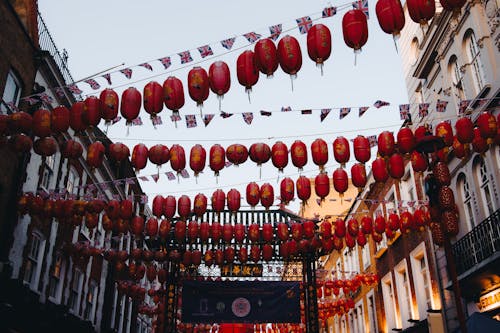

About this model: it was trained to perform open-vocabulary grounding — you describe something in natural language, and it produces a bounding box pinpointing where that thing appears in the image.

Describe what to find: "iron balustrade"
[452,209,500,275]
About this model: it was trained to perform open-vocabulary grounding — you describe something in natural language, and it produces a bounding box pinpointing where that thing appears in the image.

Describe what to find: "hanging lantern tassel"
[318,62,324,76]
[198,103,204,117]
[173,111,179,128]
[246,87,252,104]
[290,74,297,92]
[218,95,223,111]
[340,193,344,205]
[393,33,400,53]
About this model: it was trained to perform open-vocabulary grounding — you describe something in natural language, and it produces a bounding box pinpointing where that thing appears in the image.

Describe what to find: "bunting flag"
[152,116,163,126]
[260,110,272,116]
[39,93,53,104]
[418,103,430,118]
[269,24,282,41]
[399,104,410,120]
[198,45,214,58]
[373,100,390,108]
[84,79,101,90]
[296,16,313,34]
[126,178,135,185]
[22,96,39,105]
[320,108,331,122]
[242,112,254,124]
[353,0,369,19]
[178,51,193,64]
[166,172,176,180]
[225,161,233,168]
[358,106,369,117]
[367,135,377,147]
[120,68,133,79]
[459,100,470,115]
[281,106,292,112]
[131,117,143,126]
[112,116,122,125]
[139,62,153,71]
[180,169,190,178]
[54,87,65,98]
[158,56,172,70]
[220,111,233,118]
[339,107,351,119]
[186,114,197,128]
[151,174,160,182]
[170,114,181,122]
[322,6,337,17]
[139,176,149,181]
[67,84,83,95]
[102,73,112,85]
[5,101,19,112]
[140,195,148,204]
[100,182,109,190]
[243,32,262,43]
[112,194,120,200]
[203,114,215,127]
[220,37,236,50]
[301,109,312,115]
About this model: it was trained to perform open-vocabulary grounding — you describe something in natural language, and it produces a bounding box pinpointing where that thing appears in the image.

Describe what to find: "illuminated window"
[395,261,413,328]
[410,243,434,319]
[68,269,83,313]
[382,273,398,330]
[367,291,378,333]
[23,232,45,290]
[49,255,63,300]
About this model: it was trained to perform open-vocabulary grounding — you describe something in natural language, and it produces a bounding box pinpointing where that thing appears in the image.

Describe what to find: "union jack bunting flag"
[418,103,430,118]
[367,135,377,147]
[120,68,133,79]
[112,179,123,186]
[243,32,261,43]
[165,171,176,180]
[339,107,351,119]
[436,100,448,112]
[320,108,331,122]
[322,6,337,17]
[225,161,233,168]
[170,114,181,122]
[242,112,254,124]
[260,110,272,116]
[139,176,149,181]
[131,117,143,126]
[151,174,160,182]
[269,24,282,41]
[180,169,190,178]
[301,109,312,115]
[358,106,369,117]
[458,100,470,115]
[197,45,213,58]
[178,51,193,64]
[5,101,19,112]
[203,114,215,127]
[353,0,369,18]
[84,79,101,90]
[100,182,109,190]
[54,87,65,98]
[22,96,38,105]
[39,93,53,104]
[185,114,197,128]
[112,194,120,200]
[281,106,292,112]
[296,16,313,34]
[140,195,148,204]
[158,56,172,69]
[68,84,83,95]
[220,37,236,50]
[111,116,121,125]
[139,62,153,71]
[399,104,410,120]
[102,73,112,85]
[220,111,233,118]
[152,116,163,126]
[373,100,389,108]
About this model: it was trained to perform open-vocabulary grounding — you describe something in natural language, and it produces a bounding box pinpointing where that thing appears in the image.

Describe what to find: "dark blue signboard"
[181,281,300,323]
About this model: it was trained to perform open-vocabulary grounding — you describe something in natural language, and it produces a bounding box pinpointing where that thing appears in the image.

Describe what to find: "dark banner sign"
[220,264,263,277]
[181,281,300,323]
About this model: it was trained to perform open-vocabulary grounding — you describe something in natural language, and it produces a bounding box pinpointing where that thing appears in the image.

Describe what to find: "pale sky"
[38,0,409,213]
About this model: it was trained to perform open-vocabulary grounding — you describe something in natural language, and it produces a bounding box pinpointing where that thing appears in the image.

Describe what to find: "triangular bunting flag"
[158,56,172,70]
[225,161,233,168]
[221,37,236,50]
[358,106,369,117]
[39,93,53,104]
[353,0,369,18]
[320,108,331,122]
[281,106,292,112]
[54,87,65,98]
[322,6,337,17]
[178,51,193,64]
[296,16,313,34]
[139,62,153,71]
[120,68,133,79]
[111,116,121,125]
[197,45,214,58]
[165,172,176,180]
[399,104,410,120]
[139,176,149,181]
[418,103,430,118]
[367,135,377,147]
[339,107,351,119]
[260,110,272,116]
[301,109,312,115]
[180,169,190,178]
[436,99,448,113]
[243,32,261,43]
[185,114,197,128]
[203,114,215,127]
[140,195,148,204]
[373,99,390,108]
[458,100,471,115]
[152,116,163,126]
[126,178,136,185]
[242,112,254,124]
[102,73,112,85]
[170,114,181,122]
[131,117,143,126]
[220,111,233,118]
[84,79,101,90]
[151,174,160,182]
[67,84,83,95]
[269,24,282,41]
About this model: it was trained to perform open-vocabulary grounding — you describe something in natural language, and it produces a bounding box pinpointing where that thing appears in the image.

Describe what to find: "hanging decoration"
[236,50,259,102]
[306,24,332,75]
[277,35,302,90]
[208,61,231,111]
[254,38,279,77]
[187,67,210,116]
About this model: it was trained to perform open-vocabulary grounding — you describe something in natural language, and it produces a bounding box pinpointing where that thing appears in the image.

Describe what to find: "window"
[475,157,495,216]
[68,269,83,313]
[341,315,347,333]
[66,168,79,195]
[410,243,435,320]
[449,55,465,101]
[465,31,485,94]
[362,242,371,270]
[395,261,413,328]
[382,273,398,330]
[356,300,365,333]
[1,70,22,113]
[367,291,378,333]
[415,84,424,105]
[49,255,63,301]
[335,258,342,279]
[410,38,419,66]
[84,280,98,322]
[458,173,476,229]
[23,232,44,290]
[41,155,56,190]
[348,310,355,333]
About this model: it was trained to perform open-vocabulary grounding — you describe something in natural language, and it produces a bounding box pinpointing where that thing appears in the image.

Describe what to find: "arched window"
[474,156,495,217]
[457,173,475,229]
[448,55,465,101]
[464,30,486,94]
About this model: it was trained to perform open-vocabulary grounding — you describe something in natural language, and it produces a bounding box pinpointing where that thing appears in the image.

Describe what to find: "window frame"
[366,289,379,333]
[465,31,485,94]
[394,259,414,328]
[410,242,435,319]
[1,70,22,114]
[381,272,399,331]
[23,231,45,291]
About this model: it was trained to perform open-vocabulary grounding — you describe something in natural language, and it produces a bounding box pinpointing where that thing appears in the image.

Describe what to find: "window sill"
[374,247,387,259]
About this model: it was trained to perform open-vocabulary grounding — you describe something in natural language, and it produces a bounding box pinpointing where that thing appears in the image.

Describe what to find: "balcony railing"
[37,11,76,86]
[452,209,500,276]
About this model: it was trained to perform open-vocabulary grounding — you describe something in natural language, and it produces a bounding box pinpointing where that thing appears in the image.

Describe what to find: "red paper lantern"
[226,144,248,166]
[132,143,149,172]
[33,137,57,157]
[438,186,455,210]
[262,223,274,243]
[357,230,367,247]
[222,224,234,243]
[254,38,278,77]
[62,139,83,159]
[170,144,186,174]
[108,142,130,163]
[333,168,348,196]
[174,220,186,243]
[433,162,451,186]
[397,127,415,154]
[452,136,469,159]
[435,121,454,148]
[187,220,199,242]
[86,141,106,168]
[246,182,260,208]
[430,222,445,246]
[152,195,164,218]
[163,76,185,117]
[51,106,70,134]
[9,134,32,153]
[291,222,303,241]
[131,216,145,236]
[333,136,350,168]
[472,127,488,154]
[249,142,271,167]
[296,175,311,205]
[99,88,119,124]
[211,189,225,212]
[236,50,259,99]
[353,135,371,164]
[410,150,428,173]
[342,9,368,51]
[238,247,248,264]
[311,138,328,172]
[9,111,33,134]
[105,200,120,220]
[209,144,226,177]
[407,0,435,25]
[189,144,206,177]
[442,209,459,236]
[360,215,373,234]
[143,81,164,122]
[347,217,359,237]
[378,131,395,157]
[227,189,241,213]
[188,67,210,113]
[69,102,86,133]
[375,0,405,38]
[148,144,170,167]
[83,96,101,127]
[33,109,51,138]
[177,195,191,219]
[278,35,302,79]
[163,195,176,219]
[272,141,289,172]
[224,247,235,263]
[119,199,133,220]
[374,214,386,234]
[120,87,142,125]
[193,193,208,218]
[477,111,497,143]
[280,177,295,205]
[209,61,231,110]
[262,244,274,261]
[388,153,404,180]
[211,221,222,243]
[455,117,474,145]
[387,212,400,231]
[400,211,415,233]
[307,24,332,74]
[439,0,466,13]
[351,163,367,191]
[372,157,389,183]
[260,183,275,209]
[291,140,308,170]
[234,223,245,243]
[248,223,260,242]
[314,173,330,202]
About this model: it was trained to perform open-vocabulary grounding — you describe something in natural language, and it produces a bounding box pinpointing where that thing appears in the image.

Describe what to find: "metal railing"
[37,11,76,86]
[452,209,500,275]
